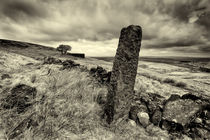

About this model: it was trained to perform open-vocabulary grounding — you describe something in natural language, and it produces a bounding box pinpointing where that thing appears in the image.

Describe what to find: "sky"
[0,0,210,57]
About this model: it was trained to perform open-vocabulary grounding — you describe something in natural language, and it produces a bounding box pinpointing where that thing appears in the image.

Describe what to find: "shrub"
[163,78,176,84]
[175,81,187,88]
[139,64,148,69]
[56,44,72,55]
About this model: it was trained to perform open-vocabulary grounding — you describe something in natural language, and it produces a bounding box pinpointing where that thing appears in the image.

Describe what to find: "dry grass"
[0,68,109,139]
[0,62,171,140]
[175,81,187,88]
[139,72,187,89]
[163,78,187,88]
[163,78,176,84]
[2,50,194,139]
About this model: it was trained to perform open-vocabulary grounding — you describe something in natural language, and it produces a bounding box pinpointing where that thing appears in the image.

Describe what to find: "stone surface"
[43,56,62,65]
[194,118,202,124]
[137,112,150,127]
[128,92,210,138]
[151,108,162,126]
[140,92,165,115]
[163,99,201,126]
[128,119,137,127]
[62,59,80,70]
[129,104,148,122]
[90,66,111,84]
[104,25,142,124]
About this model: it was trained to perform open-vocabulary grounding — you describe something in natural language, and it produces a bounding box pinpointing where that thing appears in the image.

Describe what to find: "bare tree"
[57,44,72,55]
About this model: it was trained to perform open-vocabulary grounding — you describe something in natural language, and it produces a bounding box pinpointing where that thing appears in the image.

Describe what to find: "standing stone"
[104,25,142,124]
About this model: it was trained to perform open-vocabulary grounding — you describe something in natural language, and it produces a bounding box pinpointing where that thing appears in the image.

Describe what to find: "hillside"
[1,39,210,139]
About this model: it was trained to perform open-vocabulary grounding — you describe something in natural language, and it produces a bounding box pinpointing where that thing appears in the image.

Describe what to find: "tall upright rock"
[104,25,142,124]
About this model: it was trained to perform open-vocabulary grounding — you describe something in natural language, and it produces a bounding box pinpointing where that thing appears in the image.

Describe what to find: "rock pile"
[43,57,80,70]
[62,59,80,70]
[1,84,37,113]
[43,57,62,64]
[129,92,210,139]
[90,66,111,84]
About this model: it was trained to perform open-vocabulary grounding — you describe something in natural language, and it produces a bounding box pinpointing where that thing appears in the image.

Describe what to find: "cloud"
[0,0,49,22]
[0,0,209,56]
[198,44,210,53]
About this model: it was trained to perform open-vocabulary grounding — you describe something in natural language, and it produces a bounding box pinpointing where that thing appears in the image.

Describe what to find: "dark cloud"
[167,2,192,22]
[0,0,210,56]
[0,0,48,22]
[159,0,210,38]
[198,44,210,52]
[196,12,210,30]
[145,38,204,49]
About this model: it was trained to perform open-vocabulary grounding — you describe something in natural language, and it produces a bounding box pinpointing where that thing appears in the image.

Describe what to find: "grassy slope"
[1,39,209,139]
[0,41,171,139]
[2,39,209,139]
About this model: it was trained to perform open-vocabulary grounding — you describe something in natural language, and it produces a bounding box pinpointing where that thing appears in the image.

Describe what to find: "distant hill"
[0,39,55,50]
[0,39,85,59]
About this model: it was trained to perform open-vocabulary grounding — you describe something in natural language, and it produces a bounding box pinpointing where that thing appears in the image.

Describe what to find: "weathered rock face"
[129,104,148,122]
[105,25,142,124]
[163,99,201,127]
[90,66,111,84]
[62,59,80,70]
[137,112,150,127]
[128,91,210,139]
[43,56,62,65]
[43,57,80,70]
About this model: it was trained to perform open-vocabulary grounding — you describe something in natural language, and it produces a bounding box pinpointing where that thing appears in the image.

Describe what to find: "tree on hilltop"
[57,44,72,55]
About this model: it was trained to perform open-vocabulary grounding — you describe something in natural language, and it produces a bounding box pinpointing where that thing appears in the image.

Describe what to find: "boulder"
[43,57,62,65]
[62,59,80,70]
[140,92,165,115]
[129,104,148,122]
[194,118,202,124]
[163,99,201,127]
[151,108,162,126]
[137,112,150,127]
[90,66,111,84]
[128,119,137,127]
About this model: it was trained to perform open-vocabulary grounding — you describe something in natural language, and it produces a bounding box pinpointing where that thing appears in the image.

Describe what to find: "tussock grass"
[0,68,109,139]
[139,72,162,83]
[175,81,187,88]
[0,50,173,139]
[163,78,176,84]
[163,78,187,88]
[0,65,171,139]
[139,72,187,89]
